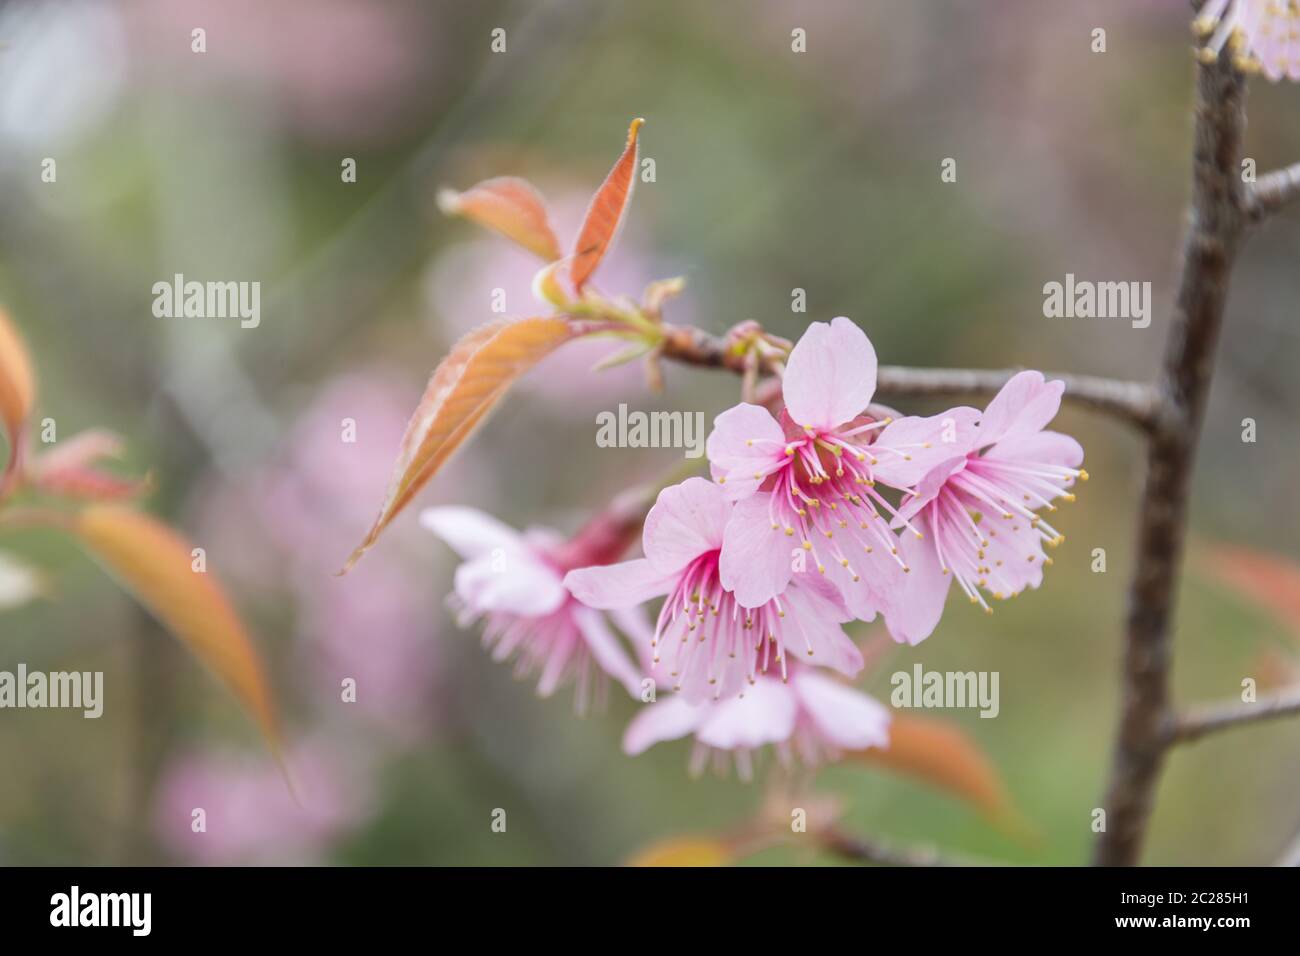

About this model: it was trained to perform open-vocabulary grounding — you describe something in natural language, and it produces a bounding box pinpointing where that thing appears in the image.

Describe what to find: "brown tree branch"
[1168,684,1300,745]
[657,323,1159,430]
[1244,161,1300,222]
[872,366,1160,432]
[1092,55,1250,867]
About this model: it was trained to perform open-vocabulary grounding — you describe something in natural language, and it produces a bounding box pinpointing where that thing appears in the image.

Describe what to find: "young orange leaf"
[570,118,644,293]
[0,307,36,481]
[71,506,278,748]
[344,316,575,571]
[625,836,734,867]
[849,713,1028,836]
[438,176,563,262]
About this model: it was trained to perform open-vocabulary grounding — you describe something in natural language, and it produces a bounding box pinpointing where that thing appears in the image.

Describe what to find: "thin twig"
[1167,684,1300,745]
[1244,161,1300,222]
[873,366,1160,432]
[657,323,1158,429]
[1093,54,1250,867]
[819,827,958,867]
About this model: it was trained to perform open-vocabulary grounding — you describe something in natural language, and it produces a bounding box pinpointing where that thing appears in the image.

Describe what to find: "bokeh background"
[1,0,1298,866]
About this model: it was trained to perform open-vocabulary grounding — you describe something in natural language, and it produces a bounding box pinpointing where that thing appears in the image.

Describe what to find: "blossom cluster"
[424,316,1084,774]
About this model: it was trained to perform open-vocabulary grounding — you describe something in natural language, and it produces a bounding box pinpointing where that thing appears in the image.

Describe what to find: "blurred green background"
[1,0,1298,866]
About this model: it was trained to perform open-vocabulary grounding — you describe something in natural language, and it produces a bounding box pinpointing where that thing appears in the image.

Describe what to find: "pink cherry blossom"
[705,316,980,629]
[889,371,1086,639]
[564,477,863,704]
[153,737,373,865]
[1195,0,1300,82]
[623,661,890,779]
[422,505,645,713]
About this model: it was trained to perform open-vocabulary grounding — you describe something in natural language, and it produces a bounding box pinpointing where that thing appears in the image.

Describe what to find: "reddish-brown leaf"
[72,506,278,748]
[0,307,36,483]
[344,316,575,571]
[849,713,1027,835]
[438,176,563,262]
[1199,542,1300,640]
[31,429,150,501]
[569,118,644,293]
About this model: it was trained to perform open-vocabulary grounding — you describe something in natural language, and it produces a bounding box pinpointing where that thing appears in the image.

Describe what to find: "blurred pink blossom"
[154,738,374,865]
[192,372,474,732]
[126,0,437,143]
[421,504,649,713]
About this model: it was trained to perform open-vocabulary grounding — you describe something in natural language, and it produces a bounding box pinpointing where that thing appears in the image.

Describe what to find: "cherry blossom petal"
[825,533,902,623]
[706,403,786,500]
[608,605,657,669]
[718,493,796,608]
[642,477,731,573]
[983,430,1084,469]
[884,531,950,645]
[780,577,864,676]
[572,605,643,697]
[623,696,704,754]
[792,669,891,751]
[782,317,878,431]
[978,371,1064,447]
[979,513,1047,596]
[420,506,525,559]
[453,550,567,616]
[564,558,675,609]
[695,677,799,750]
[872,407,981,488]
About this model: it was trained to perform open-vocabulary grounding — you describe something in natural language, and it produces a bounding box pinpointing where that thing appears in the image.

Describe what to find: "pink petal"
[695,677,798,750]
[871,407,980,489]
[622,696,703,755]
[978,371,1064,446]
[882,531,950,645]
[783,317,878,431]
[822,534,902,623]
[572,606,643,697]
[420,506,524,559]
[790,567,853,621]
[792,669,891,751]
[641,477,730,573]
[706,402,787,500]
[718,492,795,608]
[979,513,1046,596]
[780,577,864,677]
[608,605,657,670]
[534,621,578,697]
[984,430,1084,469]
[453,551,566,616]
[564,558,675,609]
